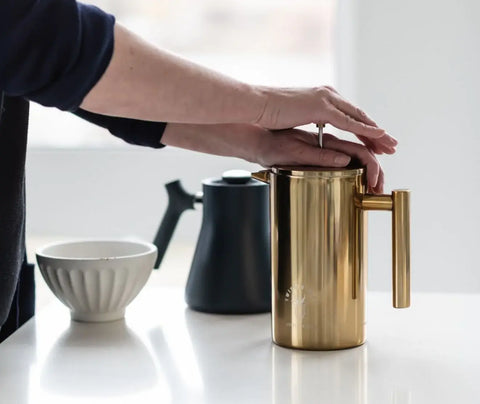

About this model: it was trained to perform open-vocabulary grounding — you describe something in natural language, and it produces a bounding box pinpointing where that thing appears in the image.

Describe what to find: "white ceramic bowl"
[36,240,157,322]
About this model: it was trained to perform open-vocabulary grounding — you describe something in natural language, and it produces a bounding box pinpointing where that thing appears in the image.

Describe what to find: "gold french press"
[253,166,410,350]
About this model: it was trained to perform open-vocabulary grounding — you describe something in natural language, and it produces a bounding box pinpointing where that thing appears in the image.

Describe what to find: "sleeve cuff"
[72,108,167,149]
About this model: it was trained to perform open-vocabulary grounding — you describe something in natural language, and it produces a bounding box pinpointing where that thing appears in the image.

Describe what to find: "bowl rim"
[36,239,157,261]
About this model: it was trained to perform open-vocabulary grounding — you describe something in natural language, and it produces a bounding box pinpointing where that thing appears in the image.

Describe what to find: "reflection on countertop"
[41,319,157,397]
[1,288,480,403]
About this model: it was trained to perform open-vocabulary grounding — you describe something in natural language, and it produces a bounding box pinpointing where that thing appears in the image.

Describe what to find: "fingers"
[323,133,382,191]
[290,130,352,167]
[319,87,396,147]
[329,93,378,127]
[374,166,385,194]
[298,132,385,193]
[324,107,386,139]
[357,134,397,155]
[357,135,383,154]
[258,129,352,168]
[293,143,352,167]
[257,129,384,192]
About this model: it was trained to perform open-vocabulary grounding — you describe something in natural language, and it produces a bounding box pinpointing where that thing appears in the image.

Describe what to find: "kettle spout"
[251,170,270,183]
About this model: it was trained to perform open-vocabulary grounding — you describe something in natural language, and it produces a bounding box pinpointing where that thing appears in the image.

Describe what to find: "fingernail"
[334,155,351,166]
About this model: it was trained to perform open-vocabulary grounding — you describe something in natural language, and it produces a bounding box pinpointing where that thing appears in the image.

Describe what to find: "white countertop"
[1,281,479,404]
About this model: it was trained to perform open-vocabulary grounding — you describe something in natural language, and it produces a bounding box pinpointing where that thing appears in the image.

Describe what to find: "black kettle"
[153,170,271,314]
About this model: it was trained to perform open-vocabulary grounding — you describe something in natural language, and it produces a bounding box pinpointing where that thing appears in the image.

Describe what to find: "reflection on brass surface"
[253,167,411,350]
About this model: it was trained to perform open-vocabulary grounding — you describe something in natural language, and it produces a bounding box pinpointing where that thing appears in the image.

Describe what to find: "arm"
[0,0,396,168]
[81,25,264,127]
[81,24,393,142]
[0,0,114,111]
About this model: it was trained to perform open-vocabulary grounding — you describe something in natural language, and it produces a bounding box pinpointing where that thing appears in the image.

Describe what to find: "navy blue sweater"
[0,0,167,338]
[0,0,167,147]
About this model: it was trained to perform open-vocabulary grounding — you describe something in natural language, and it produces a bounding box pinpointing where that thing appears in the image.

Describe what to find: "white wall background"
[335,0,480,292]
[26,0,480,293]
[26,148,258,244]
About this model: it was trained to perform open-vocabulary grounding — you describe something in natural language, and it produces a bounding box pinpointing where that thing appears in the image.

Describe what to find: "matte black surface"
[154,175,271,314]
[0,94,35,340]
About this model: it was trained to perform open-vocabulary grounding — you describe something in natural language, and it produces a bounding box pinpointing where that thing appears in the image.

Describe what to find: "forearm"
[161,122,266,162]
[81,24,266,125]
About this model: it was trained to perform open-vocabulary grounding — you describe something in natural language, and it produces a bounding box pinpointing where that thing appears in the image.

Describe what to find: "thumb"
[298,147,351,167]
[319,149,351,167]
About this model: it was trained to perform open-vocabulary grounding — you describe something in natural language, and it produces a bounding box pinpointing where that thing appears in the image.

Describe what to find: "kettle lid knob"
[222,169,252,184]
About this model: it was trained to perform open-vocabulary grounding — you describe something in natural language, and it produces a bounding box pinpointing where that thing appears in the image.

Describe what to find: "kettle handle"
[359,190,411,308]
[153,180,200,269]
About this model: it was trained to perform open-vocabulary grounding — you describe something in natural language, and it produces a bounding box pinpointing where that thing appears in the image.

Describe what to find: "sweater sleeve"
[0,0,167,148]
[73,109,166,149]
[0,0,115,111]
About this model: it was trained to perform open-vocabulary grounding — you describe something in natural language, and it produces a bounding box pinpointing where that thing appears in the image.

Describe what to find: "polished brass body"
[252,167,410,350]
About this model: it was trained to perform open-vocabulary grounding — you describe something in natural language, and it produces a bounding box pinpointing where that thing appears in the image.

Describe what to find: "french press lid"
[272,165,364,178]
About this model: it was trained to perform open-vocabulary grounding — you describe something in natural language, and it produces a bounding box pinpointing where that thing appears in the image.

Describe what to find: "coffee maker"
[253,166,410,350]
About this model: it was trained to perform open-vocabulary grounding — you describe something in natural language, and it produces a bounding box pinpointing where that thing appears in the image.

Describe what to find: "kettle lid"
[202,169,266,188]
[222,169,252,184]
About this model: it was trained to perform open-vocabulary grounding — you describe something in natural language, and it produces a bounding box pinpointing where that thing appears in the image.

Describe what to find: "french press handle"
[358,190,411,308]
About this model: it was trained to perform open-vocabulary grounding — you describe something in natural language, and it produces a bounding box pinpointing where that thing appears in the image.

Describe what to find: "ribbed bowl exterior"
[37,244,157,322]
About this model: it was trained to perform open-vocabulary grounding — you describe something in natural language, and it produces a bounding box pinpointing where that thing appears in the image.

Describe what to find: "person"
[0,0,397,341]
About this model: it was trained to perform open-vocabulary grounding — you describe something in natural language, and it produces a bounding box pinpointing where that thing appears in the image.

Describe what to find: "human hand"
[162,122,385,193]
[255,85,397,154]
[254,129,385,194]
